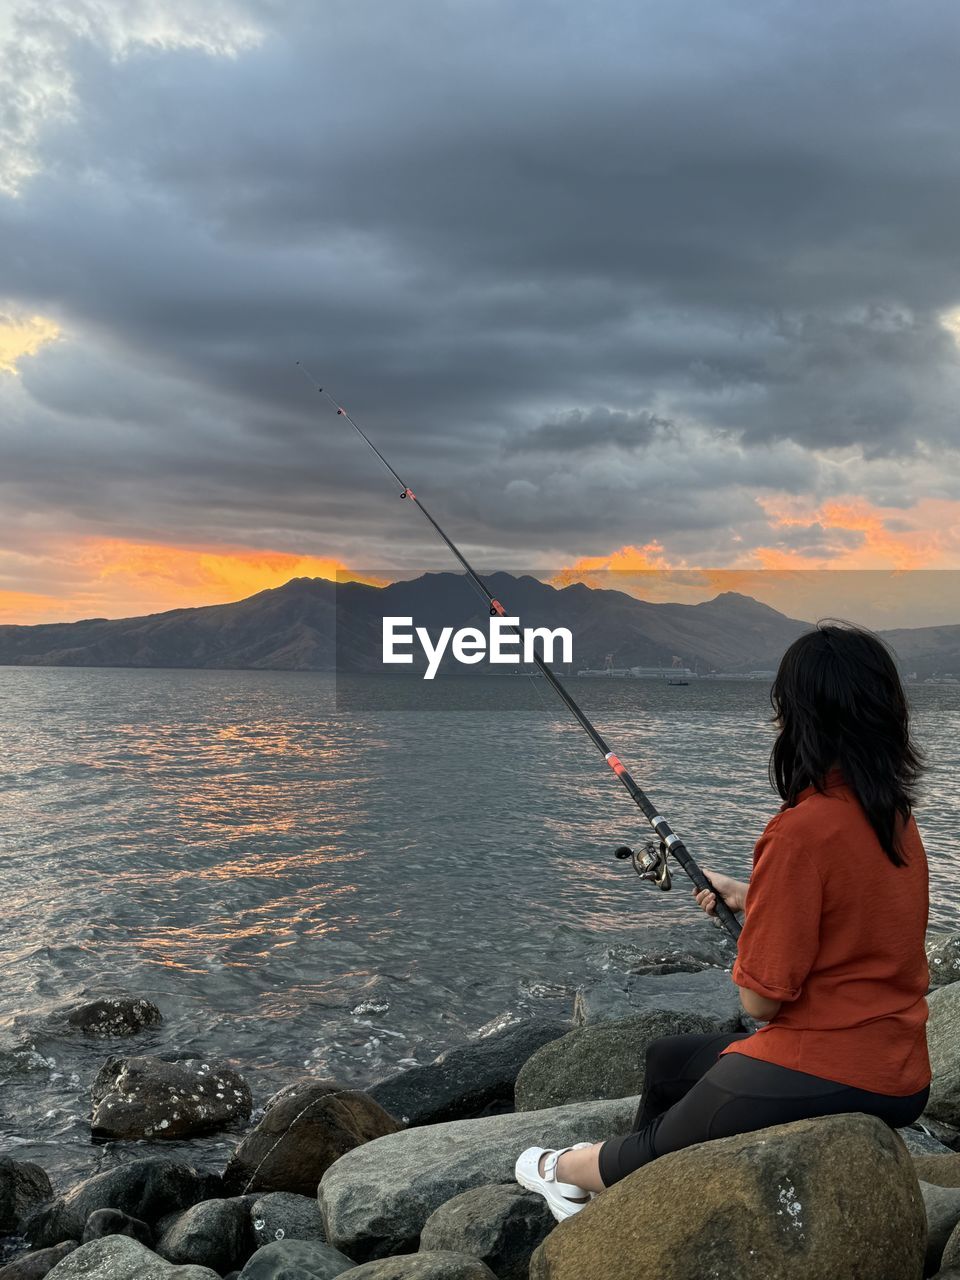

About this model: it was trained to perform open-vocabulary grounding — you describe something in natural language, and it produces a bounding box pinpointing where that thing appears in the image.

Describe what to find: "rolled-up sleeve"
[732,817,824,1003]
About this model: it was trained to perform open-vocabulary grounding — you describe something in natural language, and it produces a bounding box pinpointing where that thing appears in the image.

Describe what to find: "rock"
[0,1158,54,1234]
[514,1010,721,1112]
[918,1118,960,1150]
[319,1093,639,1261]
[529,1113,924,1280]
[588,919,738,974]
[928,934,960,988]
[916,1155,960,1187]
[573,968,743,1030]
[90,1055,252,1141]
[249,1192,327,1247]
[419,1184,553,1280]
[920,1181,960,1276]
[945,1217,960,1271]
[0,1243,77,1280]
[592,943,714,976]
[26,1158,207,1249]
[223,1079,401,1197]
[347,1255,496,1279]
[156,1197,256,1274]
[901,1125,956,1156]
[369,1020,571,1127]
[236,1239,355,1278]
[66,997,163,1037]
[926,983,960,1126]
[43,1235,220,1278]
[82,1207,153,1246]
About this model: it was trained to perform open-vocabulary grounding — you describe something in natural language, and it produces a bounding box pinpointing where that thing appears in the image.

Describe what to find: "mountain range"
[0,574,958,678]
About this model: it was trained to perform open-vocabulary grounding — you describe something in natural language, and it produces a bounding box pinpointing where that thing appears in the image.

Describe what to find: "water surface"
[1,668,957,1187]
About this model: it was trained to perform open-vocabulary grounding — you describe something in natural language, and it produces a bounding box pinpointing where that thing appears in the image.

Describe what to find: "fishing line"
[298,365,742,942]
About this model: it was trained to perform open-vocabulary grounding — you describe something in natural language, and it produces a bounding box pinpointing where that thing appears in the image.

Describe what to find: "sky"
[2,0,960,626]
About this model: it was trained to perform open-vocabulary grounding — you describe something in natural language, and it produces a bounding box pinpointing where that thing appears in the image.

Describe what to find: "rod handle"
[673,851,743,942]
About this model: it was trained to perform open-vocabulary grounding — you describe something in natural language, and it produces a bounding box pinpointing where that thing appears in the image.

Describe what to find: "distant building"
[577,664,698,679]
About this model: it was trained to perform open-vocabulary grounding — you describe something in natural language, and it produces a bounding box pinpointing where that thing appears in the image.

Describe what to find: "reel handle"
[614,841,742,940]
[613,841,672,890]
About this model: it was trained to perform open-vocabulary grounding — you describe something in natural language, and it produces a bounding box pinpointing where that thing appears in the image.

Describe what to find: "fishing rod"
[298,364,742,942]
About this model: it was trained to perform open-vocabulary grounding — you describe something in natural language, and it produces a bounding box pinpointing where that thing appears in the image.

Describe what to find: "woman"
[516,623,931,1221]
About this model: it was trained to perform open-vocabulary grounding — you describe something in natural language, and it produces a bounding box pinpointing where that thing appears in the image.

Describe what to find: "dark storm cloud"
[516,407,668,454]
[3,0,960,569]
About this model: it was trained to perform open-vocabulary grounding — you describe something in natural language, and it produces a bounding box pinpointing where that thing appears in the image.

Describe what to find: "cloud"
[0,307,60,372]
[2,0,960,621]
[515,407,668,454]
[0,535,376,623]
[752,495,960,570]
[0,1,263,195]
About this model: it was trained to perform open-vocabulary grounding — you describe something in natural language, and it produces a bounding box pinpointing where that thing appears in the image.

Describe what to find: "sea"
[0,667,958,1189]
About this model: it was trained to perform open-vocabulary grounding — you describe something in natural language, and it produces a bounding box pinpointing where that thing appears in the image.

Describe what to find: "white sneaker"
[515,1144,594,1222]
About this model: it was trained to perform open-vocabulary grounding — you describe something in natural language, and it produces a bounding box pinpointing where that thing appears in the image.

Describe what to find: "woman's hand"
[694,868,749,917]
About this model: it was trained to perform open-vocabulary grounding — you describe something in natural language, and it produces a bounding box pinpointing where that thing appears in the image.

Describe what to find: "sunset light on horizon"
[0,538,380,625]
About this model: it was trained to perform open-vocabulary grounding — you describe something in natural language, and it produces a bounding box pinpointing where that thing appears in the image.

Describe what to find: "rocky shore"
[2,932,960,1280]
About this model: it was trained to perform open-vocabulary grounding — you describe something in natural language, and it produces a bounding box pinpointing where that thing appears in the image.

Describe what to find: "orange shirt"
[720,769,931,1096]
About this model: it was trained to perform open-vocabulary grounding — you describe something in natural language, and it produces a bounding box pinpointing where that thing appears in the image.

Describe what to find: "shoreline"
[1,929,959,1277]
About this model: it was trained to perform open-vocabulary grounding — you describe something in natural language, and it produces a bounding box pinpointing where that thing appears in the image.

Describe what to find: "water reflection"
[0,667,957,1189]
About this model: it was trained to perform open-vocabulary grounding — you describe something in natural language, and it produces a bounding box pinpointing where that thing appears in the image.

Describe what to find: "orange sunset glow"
[752,496,960,570]
[547,495,960,625]
[0,539,380,625]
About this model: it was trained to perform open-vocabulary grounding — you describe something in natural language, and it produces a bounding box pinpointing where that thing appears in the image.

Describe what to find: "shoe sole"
[515,1162,585,1222]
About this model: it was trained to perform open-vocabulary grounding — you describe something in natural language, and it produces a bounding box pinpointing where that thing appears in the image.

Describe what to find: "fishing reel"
[615,839,672,891]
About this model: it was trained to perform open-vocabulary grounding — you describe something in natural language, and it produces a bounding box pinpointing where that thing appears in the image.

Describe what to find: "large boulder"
[529,1113,925,1280]
[223,1080,401,1197]
[573,968,743,1030]
[26,1158,207,1249]
[66,996,163,1037]
[43,1235,220,1278]
[369,1020,570,1126]
[419,1184,553,1280]
[0,1158,53,1234]
[236,1239,354,1279]
[91,1055,252,1141]
[155,1197,256,1274]
[927,984,960,1126]
[347,1255,497,1279]
[0,1243,77,1280]
[249,1192,327,1248]
[318,1092,639,1261]
[920,1181,960,1277]
[916,1155,960,1187]
[928,934,960,989]
[514,1010,721,1112]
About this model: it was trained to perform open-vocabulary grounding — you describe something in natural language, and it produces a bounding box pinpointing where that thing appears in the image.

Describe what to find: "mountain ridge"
[0,574,957,677]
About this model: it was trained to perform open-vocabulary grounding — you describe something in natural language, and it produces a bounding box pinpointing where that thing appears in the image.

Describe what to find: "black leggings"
[598,1031,930,1187]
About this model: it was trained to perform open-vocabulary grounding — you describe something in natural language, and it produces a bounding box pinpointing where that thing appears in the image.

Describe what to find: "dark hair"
[769,622,922,866]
